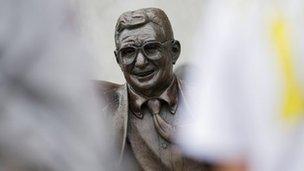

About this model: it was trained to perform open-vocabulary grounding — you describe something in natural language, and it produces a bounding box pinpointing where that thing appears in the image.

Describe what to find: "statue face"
[116,23,174,96]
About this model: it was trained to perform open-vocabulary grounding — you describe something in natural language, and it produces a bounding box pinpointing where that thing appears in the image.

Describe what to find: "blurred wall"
[74,0,204,83]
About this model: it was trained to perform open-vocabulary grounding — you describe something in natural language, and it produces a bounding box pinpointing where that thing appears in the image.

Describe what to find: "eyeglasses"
[115,40,172,65]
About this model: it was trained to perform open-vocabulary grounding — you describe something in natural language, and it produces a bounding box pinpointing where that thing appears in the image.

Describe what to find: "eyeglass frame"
[115,40,174,65]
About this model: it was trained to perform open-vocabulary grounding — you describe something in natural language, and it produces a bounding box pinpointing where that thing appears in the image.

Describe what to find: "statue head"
[114,8,181,97]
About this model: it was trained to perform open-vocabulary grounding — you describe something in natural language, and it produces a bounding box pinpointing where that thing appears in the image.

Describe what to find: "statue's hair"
[115,8,174,46]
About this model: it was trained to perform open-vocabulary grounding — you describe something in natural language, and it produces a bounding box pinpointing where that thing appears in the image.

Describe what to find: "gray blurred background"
[72,0,204,83]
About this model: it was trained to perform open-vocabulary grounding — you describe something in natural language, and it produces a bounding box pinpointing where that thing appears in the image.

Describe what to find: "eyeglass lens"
[119,42,162,64]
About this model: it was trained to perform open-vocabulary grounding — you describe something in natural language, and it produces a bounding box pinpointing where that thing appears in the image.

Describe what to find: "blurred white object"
[0,0,114,170]
[178,0,304,171]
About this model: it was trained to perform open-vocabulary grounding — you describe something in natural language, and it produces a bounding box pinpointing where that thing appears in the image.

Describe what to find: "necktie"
[147,99,175,143]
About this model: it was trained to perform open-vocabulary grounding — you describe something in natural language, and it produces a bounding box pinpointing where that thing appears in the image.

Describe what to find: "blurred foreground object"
[178,0,304,171]
[0,0,114,170]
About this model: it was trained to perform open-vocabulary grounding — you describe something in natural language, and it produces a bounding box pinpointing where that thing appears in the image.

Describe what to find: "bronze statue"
[96,8,208,171]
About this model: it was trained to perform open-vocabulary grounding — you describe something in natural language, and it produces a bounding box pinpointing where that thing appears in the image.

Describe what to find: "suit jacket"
[95,66,190,168]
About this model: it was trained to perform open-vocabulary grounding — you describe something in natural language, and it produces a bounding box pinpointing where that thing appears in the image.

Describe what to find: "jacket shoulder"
[94,80,124,112]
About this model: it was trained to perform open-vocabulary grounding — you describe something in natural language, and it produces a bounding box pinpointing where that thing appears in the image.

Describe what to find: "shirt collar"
[128,76,179,119]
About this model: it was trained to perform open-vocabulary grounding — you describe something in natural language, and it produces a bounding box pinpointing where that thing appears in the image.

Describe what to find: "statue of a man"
[96,8,207,170]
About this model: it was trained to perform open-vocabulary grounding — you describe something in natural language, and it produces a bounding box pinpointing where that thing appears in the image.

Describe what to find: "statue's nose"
[134,51,148,69]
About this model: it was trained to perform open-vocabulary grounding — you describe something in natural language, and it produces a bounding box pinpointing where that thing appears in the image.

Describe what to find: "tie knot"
[147,98,160,115]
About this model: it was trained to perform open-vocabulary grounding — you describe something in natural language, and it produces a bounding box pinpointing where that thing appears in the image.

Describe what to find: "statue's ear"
[171,40,181,64]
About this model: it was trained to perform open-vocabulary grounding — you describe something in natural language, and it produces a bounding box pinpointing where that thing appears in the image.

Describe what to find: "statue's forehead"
[118,24,164,45]
[121,34,154,43]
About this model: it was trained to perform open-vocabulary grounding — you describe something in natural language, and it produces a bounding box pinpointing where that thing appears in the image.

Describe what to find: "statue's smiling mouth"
[133,69,156,78]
